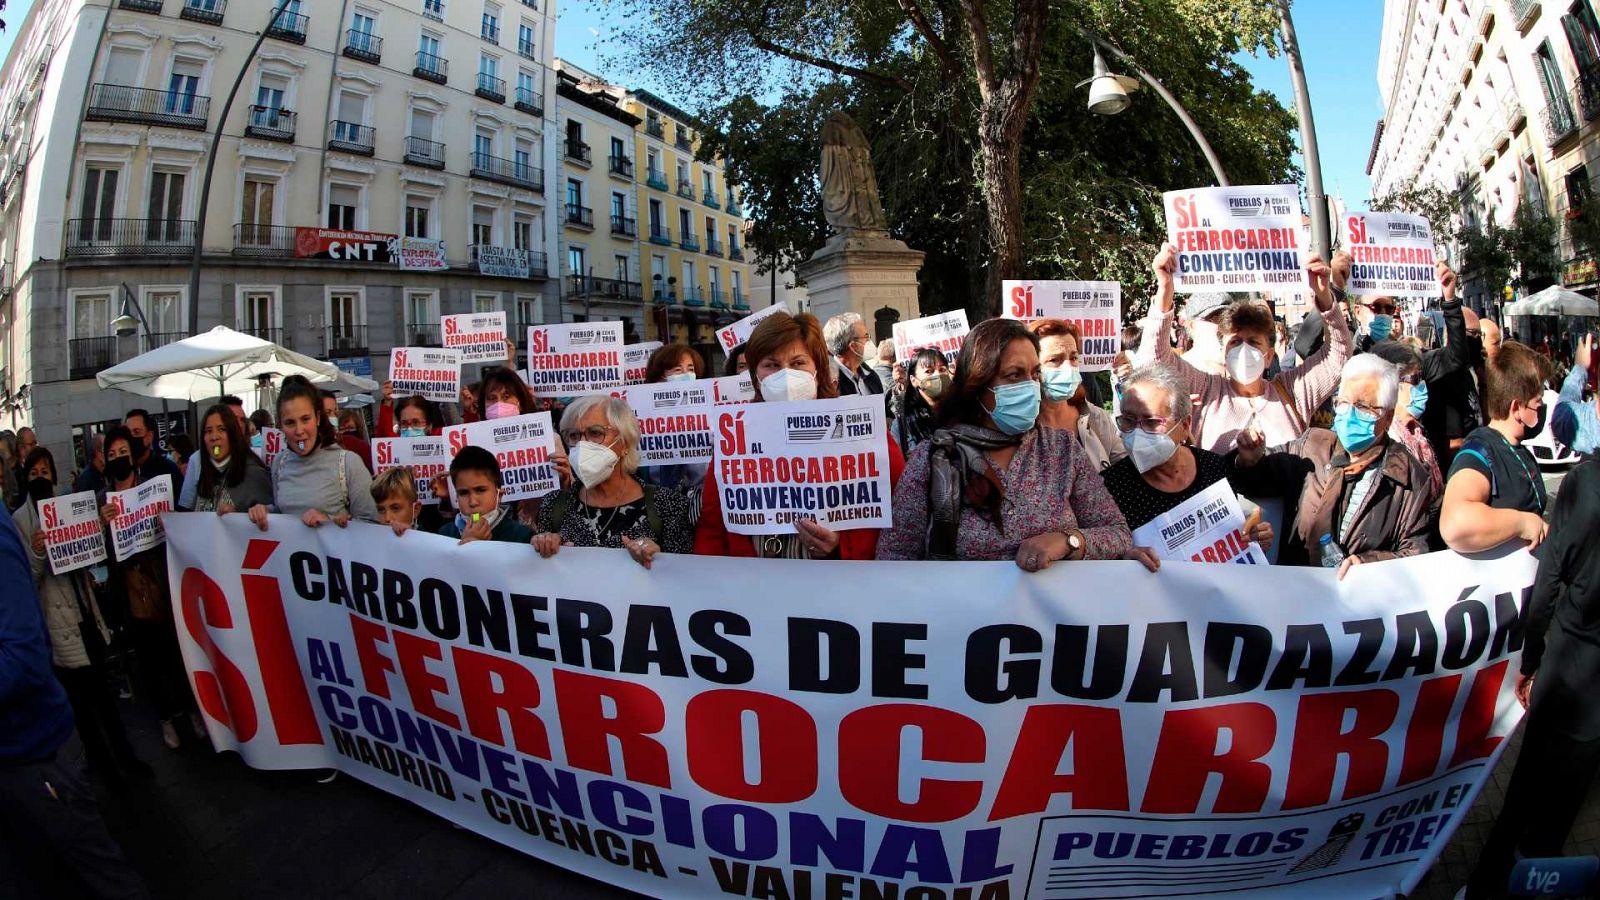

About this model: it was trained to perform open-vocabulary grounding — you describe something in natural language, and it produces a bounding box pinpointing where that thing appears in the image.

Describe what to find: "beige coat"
[14,494,108,669]
[1074,403,1129,473]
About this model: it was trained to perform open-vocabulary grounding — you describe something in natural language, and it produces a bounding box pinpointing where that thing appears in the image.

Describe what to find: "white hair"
[1341,353,1400,410]
[1124,363,1192,422]
[823,313,864,355]
[560,395,642,474]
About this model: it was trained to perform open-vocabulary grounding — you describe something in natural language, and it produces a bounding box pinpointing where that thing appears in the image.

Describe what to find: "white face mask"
[572,440,620,489]
[1122,428,1178,474]
[665,372,696,383]
[760,368,818,403]
[1225,343,1267,385]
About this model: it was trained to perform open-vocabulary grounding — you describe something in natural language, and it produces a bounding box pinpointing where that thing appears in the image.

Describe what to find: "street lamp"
[112,287,149,338]
[1077,48,1139,117]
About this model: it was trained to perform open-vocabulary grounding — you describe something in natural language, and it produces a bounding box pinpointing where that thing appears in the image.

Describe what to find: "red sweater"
[692,439,905,559]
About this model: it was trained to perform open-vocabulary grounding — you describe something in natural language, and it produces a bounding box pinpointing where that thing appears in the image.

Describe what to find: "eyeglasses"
[1334,399,1386,417]
[1115,414,1179,434]
[560,424,617,446]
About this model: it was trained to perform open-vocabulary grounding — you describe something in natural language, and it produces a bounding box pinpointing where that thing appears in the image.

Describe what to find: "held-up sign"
[107,475,174,562]
[1130,479,1268,565]
[443,411,561,502]
[372,437,450,505]
[525,322,624,396]
[892,310,969,364]
[1164,185,1307,293]
[389,347,462,403]
[398,237,448,271]
[713,395,892,535]
[619,381,717,467]
[622,341,664,384]
[1001,280,1123,371]
[715,303,786,354]
[1344,211,1439,298]
[442,312,508,364]
[254,428,285,467]
[38,490,108,575]
[710,372,755,406]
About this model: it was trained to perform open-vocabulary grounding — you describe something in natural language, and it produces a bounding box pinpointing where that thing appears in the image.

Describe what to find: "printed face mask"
[919,372,951,399]
[988,380,1041,435]
[760,368,818,403]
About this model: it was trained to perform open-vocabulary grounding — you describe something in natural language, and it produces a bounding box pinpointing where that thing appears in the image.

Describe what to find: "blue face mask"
[399,426,427,438]
[249,433,264,449]
[1042,365,1082,402]
[1367,315,1394,342]
[1404,380,1429,419]
[988,380,1041,435]
[1334,403,1381,454]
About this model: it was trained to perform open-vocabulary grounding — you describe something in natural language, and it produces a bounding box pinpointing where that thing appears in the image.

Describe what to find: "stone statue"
[820,112,889,234]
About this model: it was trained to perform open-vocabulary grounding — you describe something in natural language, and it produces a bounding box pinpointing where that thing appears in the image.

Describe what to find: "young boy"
[371,467,421,536]
[437,446,534,544]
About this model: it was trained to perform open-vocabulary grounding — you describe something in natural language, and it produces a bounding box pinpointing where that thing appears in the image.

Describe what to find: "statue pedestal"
[795,231,924,331]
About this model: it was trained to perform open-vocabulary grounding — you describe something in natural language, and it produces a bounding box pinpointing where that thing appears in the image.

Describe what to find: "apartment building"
[0,0,559,460]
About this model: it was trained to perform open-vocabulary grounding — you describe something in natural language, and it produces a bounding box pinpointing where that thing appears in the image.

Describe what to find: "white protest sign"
[398,237,448,271]
[1344,211,1440,298]
[1001,280,1123,371]
[715,303,785,355]
[372,436,450,505]
[618,381,717,467]
[892,310,969,364]
[622,341,664,384]
[38,490,108,575]
[524,321,624,396]
[107,475,174,561]
[255,428,285,467]
[443,411,561,502]
[389,347,463,404]
[1131,479,1269,565]
[712,395,892,535]
[709,372,755,405]
[442,312,508,364]
[1164,184,1307,293]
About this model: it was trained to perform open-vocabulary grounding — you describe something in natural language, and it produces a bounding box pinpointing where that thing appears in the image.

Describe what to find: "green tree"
[1371,182,1460,247]
[1459,220,1513,300]
[1507,203,1557,291]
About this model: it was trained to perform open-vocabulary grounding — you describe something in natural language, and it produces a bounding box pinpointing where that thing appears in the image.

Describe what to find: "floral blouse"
[875,426,1133,562]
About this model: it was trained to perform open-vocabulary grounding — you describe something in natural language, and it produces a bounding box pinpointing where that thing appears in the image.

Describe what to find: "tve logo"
[1510,857,1599,896]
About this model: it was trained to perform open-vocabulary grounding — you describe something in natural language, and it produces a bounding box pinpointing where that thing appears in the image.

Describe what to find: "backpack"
[545,484,663,543]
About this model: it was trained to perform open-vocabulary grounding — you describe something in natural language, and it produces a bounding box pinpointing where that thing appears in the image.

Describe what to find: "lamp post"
[1077,34,1229,187]
[186,2,296,337]
[1277,0,1332,261]
[111,284,174,429]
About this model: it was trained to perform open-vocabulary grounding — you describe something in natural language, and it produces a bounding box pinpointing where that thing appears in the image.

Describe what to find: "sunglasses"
[1366,302,1397,315]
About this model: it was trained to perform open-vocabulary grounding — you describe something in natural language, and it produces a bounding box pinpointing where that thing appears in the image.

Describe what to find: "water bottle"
[1319,534,1345,568]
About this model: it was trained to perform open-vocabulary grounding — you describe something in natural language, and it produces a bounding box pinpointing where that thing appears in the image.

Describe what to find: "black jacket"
[833,359,884,397]
[1419,298,1481,454]
[1522,458,1600,739]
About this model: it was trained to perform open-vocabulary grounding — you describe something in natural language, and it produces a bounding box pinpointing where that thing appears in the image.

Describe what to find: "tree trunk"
[976,92,1028,317]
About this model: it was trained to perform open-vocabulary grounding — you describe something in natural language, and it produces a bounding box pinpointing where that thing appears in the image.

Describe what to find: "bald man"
[1480,318,1502,361]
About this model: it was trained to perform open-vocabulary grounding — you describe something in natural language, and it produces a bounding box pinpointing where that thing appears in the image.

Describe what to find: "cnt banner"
[165,516,1534,900]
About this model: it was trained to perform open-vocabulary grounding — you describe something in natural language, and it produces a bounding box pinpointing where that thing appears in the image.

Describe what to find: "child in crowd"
[371,467,422,536]
[437,446,533,544]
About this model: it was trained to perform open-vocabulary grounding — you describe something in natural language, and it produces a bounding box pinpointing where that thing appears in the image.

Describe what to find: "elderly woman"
[877,318,1131,568]
[533,395,694,569]
[696,311,905,559]
[1139,245,1351,453]
[894,347,949,451]
[1029,318,1126,471]
[1229,354,1434,578]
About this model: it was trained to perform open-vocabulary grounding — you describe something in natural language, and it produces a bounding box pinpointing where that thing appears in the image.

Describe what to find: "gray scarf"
[925,424,1021,560]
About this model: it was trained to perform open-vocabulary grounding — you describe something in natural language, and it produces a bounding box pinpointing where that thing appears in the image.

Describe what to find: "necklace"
[1494,430,1546,514]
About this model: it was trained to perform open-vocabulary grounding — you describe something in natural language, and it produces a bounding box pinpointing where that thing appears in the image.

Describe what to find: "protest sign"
[167,515,1534,900]
[715,303,785,354]
[1130,479,1269,565]
[476,245,533,279]
[1001,280,1123,371]
[254,428,285,467]
[443,411,560,502]
[38,490,107,575]
[622,341,664,384]
[398,237,448,271]
[1344,212,1440,298]
[1164,184,1307,293]
[712,395,891,534]
[618,381,716,467]
[106,475,174,561]
[389,347,462,404]
[525,322,624,396]
[294,228,397,264]
[442,312,508,364]
[372,437,450,505]
[892,310,969,364]
[709,372,754,405]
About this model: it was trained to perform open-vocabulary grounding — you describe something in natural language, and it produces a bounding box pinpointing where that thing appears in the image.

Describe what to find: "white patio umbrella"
[95,325,379,400]
[1508,285,1600,317]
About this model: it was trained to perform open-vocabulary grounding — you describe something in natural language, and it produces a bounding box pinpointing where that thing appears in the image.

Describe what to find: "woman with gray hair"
[532,395,694,569]
[1101,363,1273,572]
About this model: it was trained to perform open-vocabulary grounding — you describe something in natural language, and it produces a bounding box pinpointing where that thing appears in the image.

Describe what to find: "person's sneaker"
[160,720,180,750]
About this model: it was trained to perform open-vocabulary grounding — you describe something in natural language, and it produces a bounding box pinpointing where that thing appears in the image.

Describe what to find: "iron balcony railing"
[476,73,506,103]
[143,332,186,351]
[70,337,117,379]
[406,323,441,346]
[565,139,592,165]
[518,39,537,60]
[233,223,295,257]
[86,84,210,130]
[1541,90,1579,145]
[646,120,664,139]
[179,0,225,24]
[732,290,749,309]
[470,151,541,190]
[245,106,295,141]
[565,204,594,229]
[481,22,500,44]
[709,288,727,308]
[648,224,672,246]
[703,188,721,209]
[267,9,309,43]
[471,245,549,277]
[646,170,669,191]
[609,155,634,178]
[679,232,700,252]
[118,0,163,13]
[730,246,745,261]
[610,214,636,237]
[66,218,196,257]
[515,85,543,115]
[682,287,704,306]
[324,325,368,358]
[675,130,692,150]
[676,178,695,199]
[727,194,743,216]
[414,51,448,84]
[568,275,642,300]
[705,236,723,257]
[343,30,382,63]
[328,120,375,155]
[405,136,446,169]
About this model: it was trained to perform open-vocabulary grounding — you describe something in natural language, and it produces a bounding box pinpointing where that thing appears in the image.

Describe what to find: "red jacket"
[693,439,905,559]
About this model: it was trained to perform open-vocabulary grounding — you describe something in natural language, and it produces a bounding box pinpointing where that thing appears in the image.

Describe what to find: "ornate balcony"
[470,151,541,190]
[244,106,294,142]
[343,30,382,64]
[405,136,446,169]
[179,0,225,24]
[475,73,506,104]
[267,8,309,44]
[66,218,196,258]
[515,85,542,116]
[608,154,634,179]
[86,84,209,131]
[328,120,375,155]
[414,51,448,85]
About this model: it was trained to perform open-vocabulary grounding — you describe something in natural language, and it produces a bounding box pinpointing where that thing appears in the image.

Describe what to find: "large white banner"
[1001,280,1122,371]
[1164,185,1308,293]
[1343,212,1440,298]
[165,516,1534,900]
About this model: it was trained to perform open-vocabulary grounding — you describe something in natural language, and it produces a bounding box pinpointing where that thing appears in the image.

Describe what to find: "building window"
[514,137,534,175]
[614,254,629,282]
[103,46,145,86]
[72,291,114,340]
[474,130,493,161]
[148,170,187,229]
[702,169,713,196]
[78,165,120,234]
[327,184,360,229]
[513,214,533,250]
[728,224,738,253]
[409,108,436,141]
[678,207,692,238]
[255,74,289,114]
[419,31,442,60]
[566,178,583,208]
[141,287,186,335]
[350,10,379,51]
[167,59,204,116]
[479,53,498,79]
[1536,40,1576,132]
[1564,1,1600,70]
[732,269,742,301]
[241,177,276,242]
[518,22,536,58]
[472,292,499,313]
[405,289,438,331]
[517,68,536,101]
[611,192,625,219]
[326,288,365,344]
[569,246,586,277]
[704,215,715,242]
[513,292,541,326]
[648,198,663,232]
[472,205,496,246]
[481,3,501,43]
[709,265,720,300]
[404,194,433,238]
[236,287,280,337]
[646,148,660,179]
[676,160,688,186]
[423,0,445,21]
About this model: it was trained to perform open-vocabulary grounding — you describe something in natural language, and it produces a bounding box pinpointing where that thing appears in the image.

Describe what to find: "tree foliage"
[1371,182,1460,247]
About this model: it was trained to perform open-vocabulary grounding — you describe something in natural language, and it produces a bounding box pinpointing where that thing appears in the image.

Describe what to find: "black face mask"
[27,477,53,505]
[1523,403,1547,441]
[106,456,134,483]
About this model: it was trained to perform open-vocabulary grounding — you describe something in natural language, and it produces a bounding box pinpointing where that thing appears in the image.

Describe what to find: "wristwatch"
[1062,529,1084,560]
